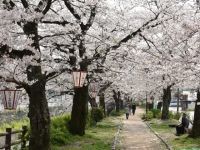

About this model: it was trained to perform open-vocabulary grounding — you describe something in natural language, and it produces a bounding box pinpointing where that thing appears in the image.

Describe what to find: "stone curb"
[145,121,173,150]
[112,118,123,150]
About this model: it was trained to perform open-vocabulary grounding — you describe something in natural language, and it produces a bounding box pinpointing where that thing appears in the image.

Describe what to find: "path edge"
[145,121,173,150]
[111,117,123,150]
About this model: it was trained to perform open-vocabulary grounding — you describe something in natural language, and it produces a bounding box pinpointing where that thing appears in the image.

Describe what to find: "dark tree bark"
[113,90,120,112]
[69,86,88,135]
[23,22,51,150]
[19,16,52,149]
[161,85,172,120]
[191,89,200,138]
[99,93,106,116]
[88,97,98,108]
[25,80,50,150]
[64,0,97,136]
[120,100,123,109]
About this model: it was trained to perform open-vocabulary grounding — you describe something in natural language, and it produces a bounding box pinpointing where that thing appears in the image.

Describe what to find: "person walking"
[125,106,130,119]
[131,99,136,115]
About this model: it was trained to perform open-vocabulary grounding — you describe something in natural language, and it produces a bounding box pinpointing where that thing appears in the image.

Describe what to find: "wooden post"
[21,126,28,149]
[5,128,11,150]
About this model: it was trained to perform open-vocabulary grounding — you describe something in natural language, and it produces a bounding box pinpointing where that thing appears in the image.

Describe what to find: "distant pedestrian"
[132,103,136,115]
[125,107,130,119]
[131,100,136,115]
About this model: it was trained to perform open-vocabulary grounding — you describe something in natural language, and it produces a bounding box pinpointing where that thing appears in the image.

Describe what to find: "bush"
[151,109,161,118]
[169,111,174,119]
[87,108,104,127]
[50,114,71,146]
[142,111,153,121]
[173,112,181,120]
[51,128,69,145]
[91,108,104,122]
[51,114,70,130]
[168,111,181,120]
[109,110,121,116]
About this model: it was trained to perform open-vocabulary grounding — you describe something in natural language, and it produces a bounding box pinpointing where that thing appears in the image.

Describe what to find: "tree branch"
[110,13,160,50]
[46,67,71,82]
[35,0,52,15]
[0,44,34,59]
[3,0,15,10]
[100,13,161,63]
[81,5,97,32]
[0,76,29,89]
[43,0,52,15]
[41,20,72,26]
[99,81,112,94]
[63,0,81,21]
[21,0,29,8]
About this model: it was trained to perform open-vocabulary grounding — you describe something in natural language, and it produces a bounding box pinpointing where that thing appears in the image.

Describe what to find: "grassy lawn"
[149,119,200,150]
[0,112,120,150]
[149,119,178,133]
[0,118,29,132]
[52,116,119,150]
[172,134,200,150]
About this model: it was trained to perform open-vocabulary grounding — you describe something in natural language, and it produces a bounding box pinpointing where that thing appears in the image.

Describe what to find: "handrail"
[0,133,8,137]
[0,126,28,150]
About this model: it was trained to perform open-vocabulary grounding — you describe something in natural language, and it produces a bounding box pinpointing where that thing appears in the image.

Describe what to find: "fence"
[0,126,28,150]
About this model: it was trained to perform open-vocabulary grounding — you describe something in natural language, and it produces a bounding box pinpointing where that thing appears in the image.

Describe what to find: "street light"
[0,89,22,110]
[72,71,87,88]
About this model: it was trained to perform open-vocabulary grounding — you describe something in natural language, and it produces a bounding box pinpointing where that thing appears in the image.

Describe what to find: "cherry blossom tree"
[0,1,179,149]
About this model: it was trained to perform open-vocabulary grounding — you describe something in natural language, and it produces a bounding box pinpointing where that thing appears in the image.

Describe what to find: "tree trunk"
[99,93,106,116]
[113,90,120,112]
[191,89,200,138]
[161,86,172,120]
[26,81,50,150]
[22,21,51,149]
[120,100,123,109]
[69,86,88,135]
[115,99,120,112]
[88,97,98,108]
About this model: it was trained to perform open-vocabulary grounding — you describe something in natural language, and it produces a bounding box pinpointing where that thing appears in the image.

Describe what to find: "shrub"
[87,108,104,127]
[51,114,70,130]
[151,109,161,118]
[110,110,121,116]
[91,108,104,122]
[50,114,71,146]
[169,111,174,119]
[173,112,181,120]
[142,111,153,121]
[51,128,69,145]
[168,111,182,120]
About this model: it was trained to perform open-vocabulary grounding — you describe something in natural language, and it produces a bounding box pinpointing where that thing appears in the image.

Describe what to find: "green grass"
[172,135,200,150]
[0,113,119,150]
[52,116,118,150]
[149,119,200,150]
[0,118,29,132]
[149,119,178,133]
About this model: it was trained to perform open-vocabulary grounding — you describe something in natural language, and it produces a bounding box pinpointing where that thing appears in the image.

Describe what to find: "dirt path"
[121,108,167,150]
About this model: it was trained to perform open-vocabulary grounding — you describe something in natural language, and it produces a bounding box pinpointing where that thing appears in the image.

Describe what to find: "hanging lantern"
[88,82,98,98]
[72,71,87,88]
[0,89,22,110]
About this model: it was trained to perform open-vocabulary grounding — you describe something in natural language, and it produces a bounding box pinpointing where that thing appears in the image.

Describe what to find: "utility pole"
[144,68,149,115]
[146,90,148,114]
[177,88,180,113]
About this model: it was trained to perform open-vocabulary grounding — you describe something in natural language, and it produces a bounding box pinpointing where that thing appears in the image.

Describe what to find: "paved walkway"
[121,108,167,150]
